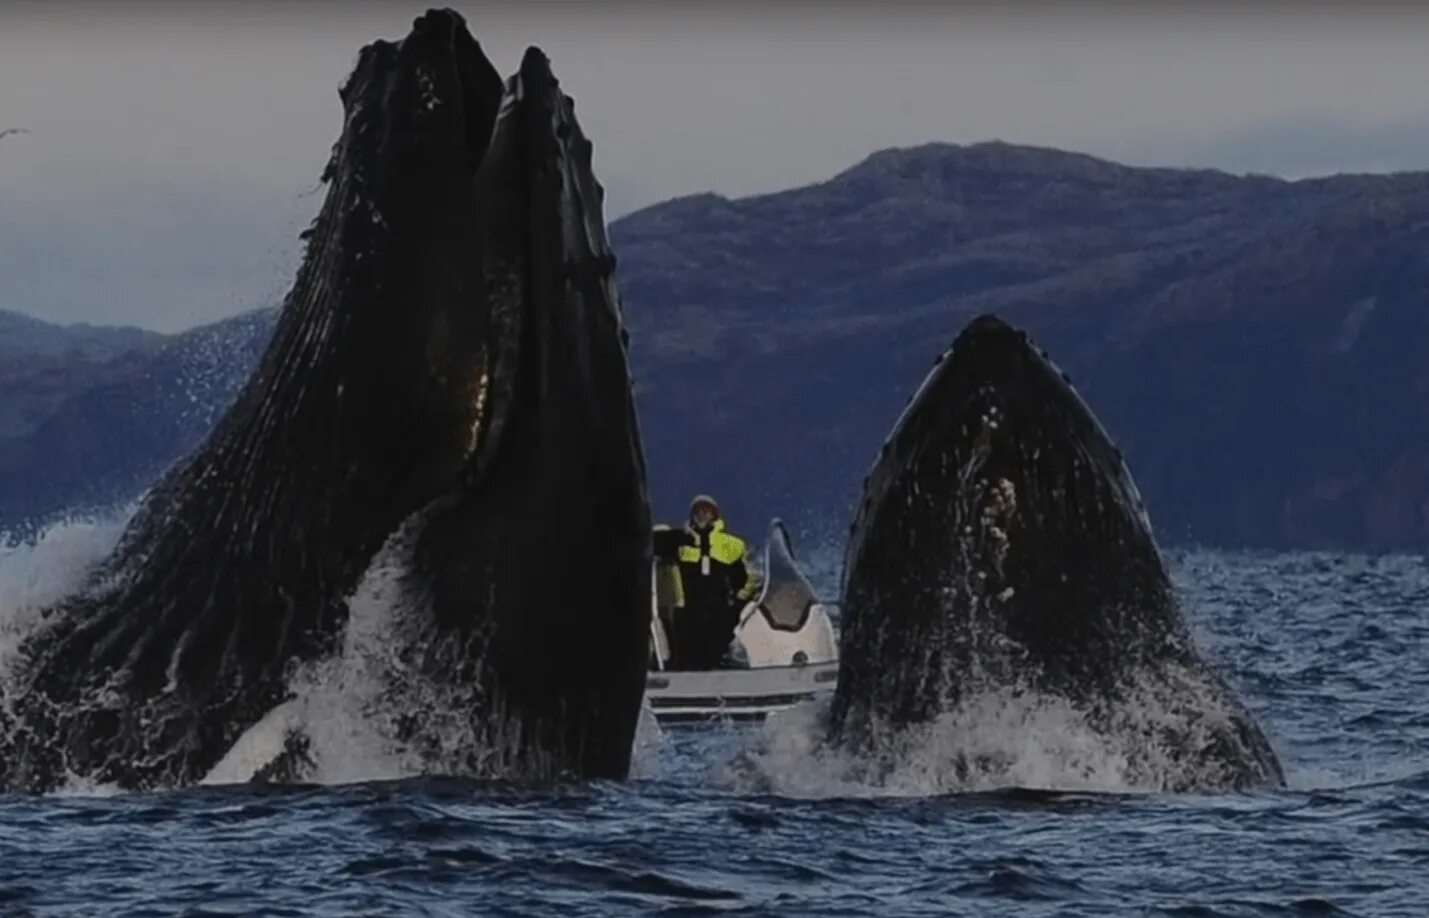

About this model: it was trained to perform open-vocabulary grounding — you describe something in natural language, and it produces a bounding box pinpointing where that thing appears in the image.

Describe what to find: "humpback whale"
[376,40,652,783]
[830,315,1283,791]
[0,9,650,791]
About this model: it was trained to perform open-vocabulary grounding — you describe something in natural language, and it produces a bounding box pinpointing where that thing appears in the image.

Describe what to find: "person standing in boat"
[668,494,762,669]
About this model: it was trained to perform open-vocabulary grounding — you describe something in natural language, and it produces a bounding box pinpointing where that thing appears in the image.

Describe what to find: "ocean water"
[2,524,1427,916]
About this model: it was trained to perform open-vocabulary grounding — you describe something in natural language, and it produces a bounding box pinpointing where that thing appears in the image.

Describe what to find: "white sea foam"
[229,521,562,786]
[723,659,1282,798]
[204,533,425,786]
[629,701,669,780]
[0,509,134,676]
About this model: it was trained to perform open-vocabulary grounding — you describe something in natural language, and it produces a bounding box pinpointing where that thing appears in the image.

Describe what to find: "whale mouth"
[833,313,1284,791]
[322,13,648,780]
[1,12,514,792]
[1,9,648,794]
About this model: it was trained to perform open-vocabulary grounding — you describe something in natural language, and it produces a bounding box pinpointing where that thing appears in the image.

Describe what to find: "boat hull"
[644,661,838,724]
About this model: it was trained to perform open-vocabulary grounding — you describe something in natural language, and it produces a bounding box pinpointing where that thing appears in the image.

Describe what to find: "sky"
[3,1,1429,332]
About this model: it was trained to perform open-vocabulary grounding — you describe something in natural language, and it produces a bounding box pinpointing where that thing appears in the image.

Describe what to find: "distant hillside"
[0,309,273,528]
[611,142,1429,550]
[2,142,1428,550]
[0,309,157,359]
[0,309,162,441]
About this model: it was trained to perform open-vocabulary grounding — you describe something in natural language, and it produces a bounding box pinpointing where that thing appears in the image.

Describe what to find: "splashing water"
[2,514,1424,804]
[3,508,673,792]
[205,526,487,787]
[200,547,416,787]
[0,510,133,674]
[0,520,1283,797]
[1,531,1426,914]
[723,673,1265,799]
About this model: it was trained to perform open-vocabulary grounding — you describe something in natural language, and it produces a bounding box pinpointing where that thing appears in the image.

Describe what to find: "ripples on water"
[2,549,1428,916]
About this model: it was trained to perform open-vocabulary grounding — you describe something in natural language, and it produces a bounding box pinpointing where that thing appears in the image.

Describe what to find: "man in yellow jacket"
[660,494,761,669]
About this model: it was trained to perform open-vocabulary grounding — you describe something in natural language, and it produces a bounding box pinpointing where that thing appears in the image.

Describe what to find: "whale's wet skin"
[0,10,649,792]
[829,315,1283,792]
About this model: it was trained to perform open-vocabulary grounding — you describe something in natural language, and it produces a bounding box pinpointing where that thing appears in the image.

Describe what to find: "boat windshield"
[753,519,822,632]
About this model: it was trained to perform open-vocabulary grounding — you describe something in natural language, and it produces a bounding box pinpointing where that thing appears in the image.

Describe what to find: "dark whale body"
[831,315,1283,791]
[0,10,649,791]
[384,43,653,782]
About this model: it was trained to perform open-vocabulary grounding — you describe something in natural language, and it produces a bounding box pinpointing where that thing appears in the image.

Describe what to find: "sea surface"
[2,545,1428,916]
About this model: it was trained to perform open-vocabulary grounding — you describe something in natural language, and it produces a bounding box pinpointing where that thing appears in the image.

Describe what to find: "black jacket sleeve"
[653,528,694,563]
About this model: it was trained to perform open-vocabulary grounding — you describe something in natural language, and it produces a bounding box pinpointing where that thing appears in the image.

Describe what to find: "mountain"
[3,142,1428,550]
[611,143,1429,551]
[0,310,163,442]
[0,309,274,530]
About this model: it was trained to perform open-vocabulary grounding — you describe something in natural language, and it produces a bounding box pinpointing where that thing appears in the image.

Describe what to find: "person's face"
[691,506,715,529]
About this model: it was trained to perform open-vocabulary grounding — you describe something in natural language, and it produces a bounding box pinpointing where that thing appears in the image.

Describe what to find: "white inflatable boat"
[645,520,839,724]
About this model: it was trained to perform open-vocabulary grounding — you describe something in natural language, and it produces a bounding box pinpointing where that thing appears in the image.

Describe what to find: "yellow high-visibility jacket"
[661,520,761,611]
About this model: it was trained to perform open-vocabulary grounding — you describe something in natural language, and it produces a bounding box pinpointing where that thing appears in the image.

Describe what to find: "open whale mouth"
[306,12,649,781]
[300,9,525,500]
[0,9,652,793]
[834,313,1284,791]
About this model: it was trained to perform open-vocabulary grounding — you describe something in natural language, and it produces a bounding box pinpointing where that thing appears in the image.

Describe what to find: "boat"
[645,519,839,724]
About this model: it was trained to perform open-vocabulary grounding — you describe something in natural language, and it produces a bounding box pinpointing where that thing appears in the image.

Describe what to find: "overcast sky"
[3,1,1429,332]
